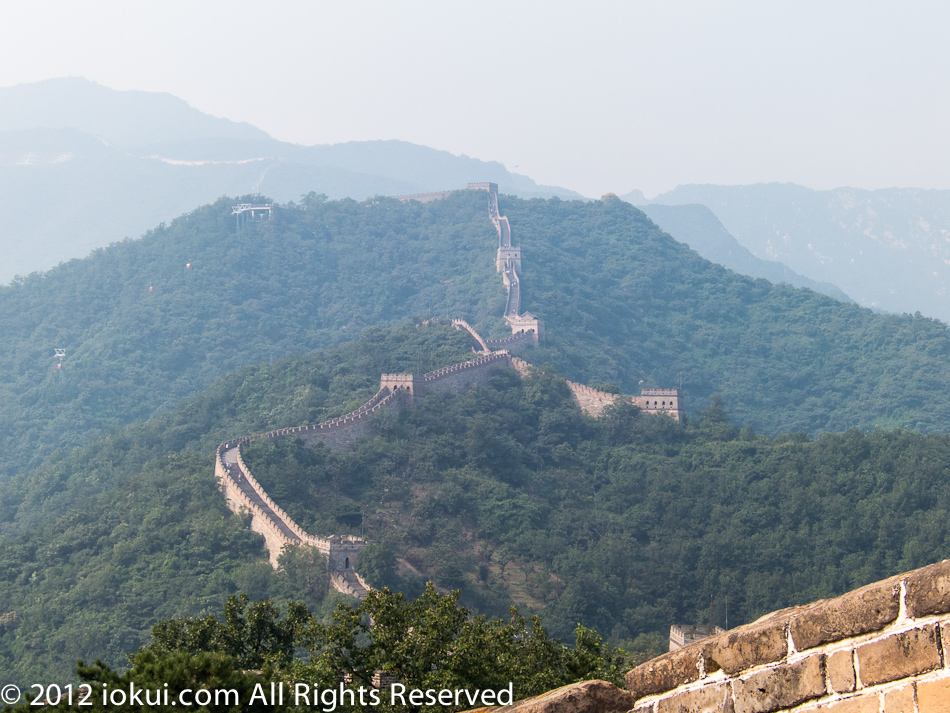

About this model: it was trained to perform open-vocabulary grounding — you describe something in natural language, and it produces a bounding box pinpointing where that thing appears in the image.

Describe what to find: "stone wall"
[215,441,298,566]
[625,559,950,713]
[258,387,402,451]
[391,190,457,203]
[420,351,512,396]
[565,380,621,418]
[485,330,538,352]
[452,318,490,353]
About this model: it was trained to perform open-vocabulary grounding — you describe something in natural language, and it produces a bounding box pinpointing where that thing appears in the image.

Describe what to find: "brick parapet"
[625,559,950,713]
[390,190,457,204]
[421,351,510,383]
[451,318,490,353]
[485,330,538,352]
[233,447,328,549]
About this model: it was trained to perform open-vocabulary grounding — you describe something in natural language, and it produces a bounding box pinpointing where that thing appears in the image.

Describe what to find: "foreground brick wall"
[625,559,950,713]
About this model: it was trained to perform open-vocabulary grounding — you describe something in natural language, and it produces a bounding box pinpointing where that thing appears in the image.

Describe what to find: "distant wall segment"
[216,181,685,598]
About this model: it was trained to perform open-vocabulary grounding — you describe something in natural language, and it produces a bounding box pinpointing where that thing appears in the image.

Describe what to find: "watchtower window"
[344,556,350,569]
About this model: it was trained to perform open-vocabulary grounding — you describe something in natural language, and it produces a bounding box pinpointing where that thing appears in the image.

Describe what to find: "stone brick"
[805,696,881,713]
[917,675,950,712]
[733,655,825,713]
[906,560,950,618]
[704,618,788,675]
[656,682,732,713]
[627,648,701,699]
[856,626,941,687]
[790,578,901,650]
[827,649,856,693]
[882,683,915,713]
[496,680,638,713]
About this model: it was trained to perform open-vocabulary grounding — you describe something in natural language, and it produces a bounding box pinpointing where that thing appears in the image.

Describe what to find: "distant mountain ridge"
[0,77,270,148]
[644,183,950,322]
[0,78,581,282]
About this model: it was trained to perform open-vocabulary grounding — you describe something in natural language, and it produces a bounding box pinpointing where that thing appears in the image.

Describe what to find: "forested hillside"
[4,322,950,688]
[3,190,950,481]
[241,360,950,649]
[0,324,475,685]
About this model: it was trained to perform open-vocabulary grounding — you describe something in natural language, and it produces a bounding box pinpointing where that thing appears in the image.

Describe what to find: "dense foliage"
[0,325,473,685]
[3,320,950,687]
[0,452,332,688]
[243,364,950,653]
[3,190,950,482]
[0,191,502,478]
[5,587,624,712]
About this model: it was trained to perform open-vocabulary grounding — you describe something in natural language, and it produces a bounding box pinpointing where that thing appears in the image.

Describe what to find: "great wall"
[214,185,950,711]
[215,183,684,598]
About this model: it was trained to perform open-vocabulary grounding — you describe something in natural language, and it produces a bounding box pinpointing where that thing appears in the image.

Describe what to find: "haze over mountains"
[633,184,950,323]
[0,78,581,282]
[6,77,950,330]
[635,203,853,304]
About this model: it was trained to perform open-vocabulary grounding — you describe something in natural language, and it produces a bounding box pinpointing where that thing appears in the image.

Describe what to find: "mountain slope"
[0,77,270,148]
[634,203,852,303]
[5,321,950,687]
[3,190,950,482]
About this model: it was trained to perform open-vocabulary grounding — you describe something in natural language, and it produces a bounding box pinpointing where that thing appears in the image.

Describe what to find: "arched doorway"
[344,556,350,569]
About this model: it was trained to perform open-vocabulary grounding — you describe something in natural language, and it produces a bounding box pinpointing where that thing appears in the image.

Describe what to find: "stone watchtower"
[380,373,424,403]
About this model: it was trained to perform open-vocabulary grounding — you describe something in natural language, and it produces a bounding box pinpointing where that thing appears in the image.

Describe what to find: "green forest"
[3,322,950,690]
[2,191,950,482]
[3,191,950,699]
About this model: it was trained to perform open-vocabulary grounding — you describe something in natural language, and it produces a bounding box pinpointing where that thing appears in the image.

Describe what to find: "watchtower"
[380,373,424,400]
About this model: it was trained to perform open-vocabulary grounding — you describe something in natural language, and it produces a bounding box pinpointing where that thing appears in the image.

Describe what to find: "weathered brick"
[904,559,950,618]
[827,649,856,693]
[790,578,900,650]
[882,683,915,713]
[733,655,825,713]
[856,626,941,687]
[627,648,701,699]
[656,682,732,713]
[500,680,639,713]
[704,618,788,675]
[917,674,950,712]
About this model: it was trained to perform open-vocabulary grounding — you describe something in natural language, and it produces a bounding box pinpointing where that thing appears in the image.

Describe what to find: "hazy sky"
[1,0,947,198]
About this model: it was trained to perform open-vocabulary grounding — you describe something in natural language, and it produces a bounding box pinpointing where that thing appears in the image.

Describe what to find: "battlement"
[380,373,423,396]
[669,624,726,652]
[506,312,544,341]
[496,247,522,272]
[466,182,497,192]
[451,319,490,353]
